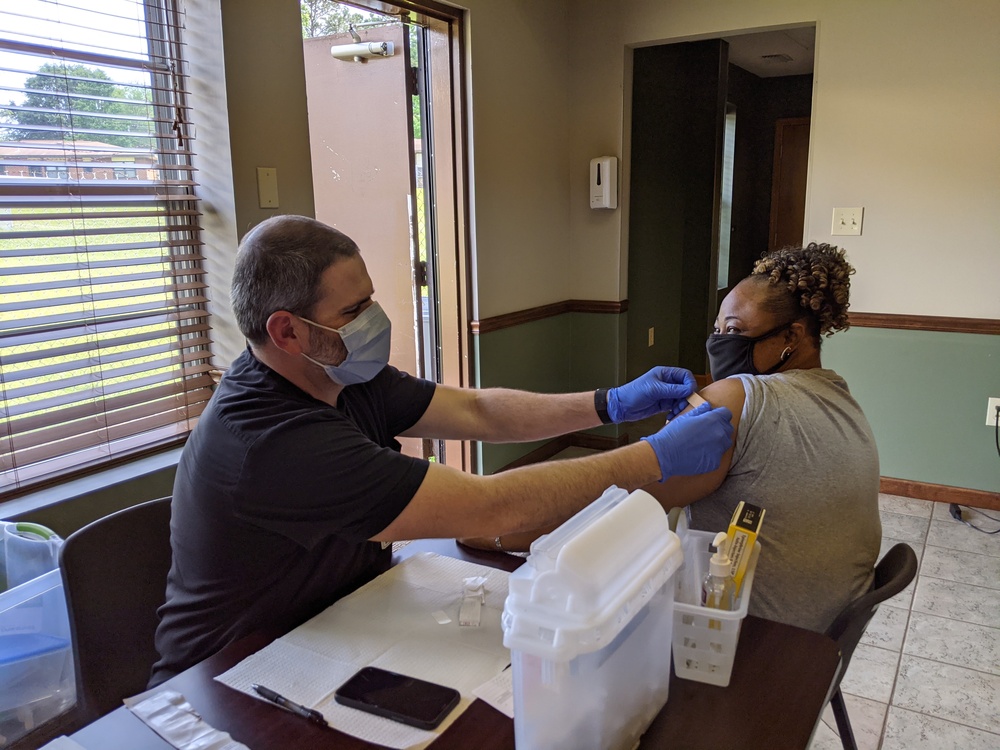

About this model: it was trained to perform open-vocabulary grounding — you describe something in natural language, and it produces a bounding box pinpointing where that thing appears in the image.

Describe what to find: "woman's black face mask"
[706,322,793,381]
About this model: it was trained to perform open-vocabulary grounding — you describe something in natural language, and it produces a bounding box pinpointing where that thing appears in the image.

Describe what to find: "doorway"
[626,26,815,381]
[301,1,471,468]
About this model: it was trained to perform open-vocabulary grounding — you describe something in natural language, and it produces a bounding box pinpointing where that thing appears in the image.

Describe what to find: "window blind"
[0,0,212,495]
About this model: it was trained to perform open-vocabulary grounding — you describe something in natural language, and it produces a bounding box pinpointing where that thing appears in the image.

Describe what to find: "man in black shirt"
[152,215,733,683]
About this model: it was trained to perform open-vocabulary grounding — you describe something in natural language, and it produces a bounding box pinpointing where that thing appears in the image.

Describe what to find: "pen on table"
[251,683,329,727]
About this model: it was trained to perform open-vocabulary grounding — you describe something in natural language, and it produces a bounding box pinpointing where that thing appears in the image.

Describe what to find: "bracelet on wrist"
[594,387,613,425]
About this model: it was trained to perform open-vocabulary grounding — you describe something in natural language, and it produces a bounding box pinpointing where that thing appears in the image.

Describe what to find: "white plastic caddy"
[672,520,761,687]
[502,487,683,750]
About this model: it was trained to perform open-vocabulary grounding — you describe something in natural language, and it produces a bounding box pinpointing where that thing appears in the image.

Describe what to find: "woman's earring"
[780,347,793,362]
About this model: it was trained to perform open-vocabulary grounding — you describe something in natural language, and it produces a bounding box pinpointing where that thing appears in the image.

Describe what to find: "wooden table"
[71,539,841,750]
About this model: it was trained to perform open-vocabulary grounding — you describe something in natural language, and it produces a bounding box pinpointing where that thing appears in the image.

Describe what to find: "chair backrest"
[58,496,172,722]
[825,542,918,687]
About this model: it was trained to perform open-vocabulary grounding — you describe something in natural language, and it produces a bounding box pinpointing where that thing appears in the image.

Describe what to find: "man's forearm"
[482,441,662,533]
[470,388,602,443]
[373,440,663,543]
[408,366,698,444]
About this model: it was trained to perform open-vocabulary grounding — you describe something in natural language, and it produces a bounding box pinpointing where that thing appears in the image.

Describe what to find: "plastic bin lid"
[503,487,682,660]
[0,568,63,614]
[0,634,70,665]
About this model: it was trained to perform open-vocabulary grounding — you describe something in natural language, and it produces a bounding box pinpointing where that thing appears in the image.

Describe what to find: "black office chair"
[824,542,918,750]
[58,496,173,723]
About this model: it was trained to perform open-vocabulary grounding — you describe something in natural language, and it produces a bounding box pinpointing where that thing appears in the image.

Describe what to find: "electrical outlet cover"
[987,397,1000,426]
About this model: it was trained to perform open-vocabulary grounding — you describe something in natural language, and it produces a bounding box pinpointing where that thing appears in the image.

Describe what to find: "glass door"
[301,1,470,468]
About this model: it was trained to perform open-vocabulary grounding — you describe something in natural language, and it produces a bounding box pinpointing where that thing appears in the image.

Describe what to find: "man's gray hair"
[231,215,360,345]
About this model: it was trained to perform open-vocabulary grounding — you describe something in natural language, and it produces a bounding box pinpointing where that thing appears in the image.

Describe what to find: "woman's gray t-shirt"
[687,368,881,633]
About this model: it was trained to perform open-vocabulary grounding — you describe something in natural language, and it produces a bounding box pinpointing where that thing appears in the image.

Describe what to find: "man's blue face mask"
[299,302,392,386]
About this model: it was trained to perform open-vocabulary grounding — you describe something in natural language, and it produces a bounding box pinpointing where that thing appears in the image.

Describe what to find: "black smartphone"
[333,666,461,730]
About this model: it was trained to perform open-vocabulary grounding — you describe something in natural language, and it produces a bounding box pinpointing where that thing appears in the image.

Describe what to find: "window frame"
[0,0,212,498]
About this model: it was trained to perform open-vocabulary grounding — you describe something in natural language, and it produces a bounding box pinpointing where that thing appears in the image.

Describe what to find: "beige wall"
[219,0,315,228]
[197,0,1000,360]
[567,0,1000,318]
[191,0,318,366]
[197,0,577,338]
[461,0,574,319]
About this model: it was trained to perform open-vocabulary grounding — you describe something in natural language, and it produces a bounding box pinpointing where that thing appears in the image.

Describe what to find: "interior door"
[628,39,728,379]
[768,117,810,249]
[301,3,471,469]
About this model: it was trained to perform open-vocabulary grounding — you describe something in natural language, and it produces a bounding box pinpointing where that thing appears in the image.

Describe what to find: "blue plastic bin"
[0,568,76,744]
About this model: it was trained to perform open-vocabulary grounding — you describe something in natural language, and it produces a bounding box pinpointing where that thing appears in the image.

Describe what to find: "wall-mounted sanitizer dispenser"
[590,156,618,209]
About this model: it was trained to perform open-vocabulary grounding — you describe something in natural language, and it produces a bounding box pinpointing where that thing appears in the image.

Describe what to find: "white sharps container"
[501,486,683,750]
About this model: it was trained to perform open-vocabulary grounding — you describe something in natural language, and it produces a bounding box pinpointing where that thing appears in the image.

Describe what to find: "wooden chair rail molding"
[848,312,1000,335]
[473,300,627,334]
[472,303,999,337]
[881,478,1000,513]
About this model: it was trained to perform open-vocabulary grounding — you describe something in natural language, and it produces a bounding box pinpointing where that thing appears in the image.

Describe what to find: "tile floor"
[443,440,1000,748]
[808,494,1000,750]
[545,449,1000,747]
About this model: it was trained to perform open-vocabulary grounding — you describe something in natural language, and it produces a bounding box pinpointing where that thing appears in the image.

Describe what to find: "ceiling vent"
[760,53,794,64]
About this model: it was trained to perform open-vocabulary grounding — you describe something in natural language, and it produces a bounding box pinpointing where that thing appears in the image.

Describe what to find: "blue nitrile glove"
[606,366,697,423]
[640,402,734,482]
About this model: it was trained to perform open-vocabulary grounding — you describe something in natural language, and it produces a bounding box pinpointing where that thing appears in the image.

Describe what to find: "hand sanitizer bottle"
[701,531,736,611]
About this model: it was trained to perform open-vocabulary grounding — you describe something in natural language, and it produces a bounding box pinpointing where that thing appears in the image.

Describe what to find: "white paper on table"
[472,666,514,718]
[215,552,511,750]
[38,738,88,750]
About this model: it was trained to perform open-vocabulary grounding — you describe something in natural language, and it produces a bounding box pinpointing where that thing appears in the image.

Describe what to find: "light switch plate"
[257,167,279,208]
[832,207,863,236]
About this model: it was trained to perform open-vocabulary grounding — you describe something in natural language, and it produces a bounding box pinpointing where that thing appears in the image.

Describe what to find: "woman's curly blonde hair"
[750,243,854,338]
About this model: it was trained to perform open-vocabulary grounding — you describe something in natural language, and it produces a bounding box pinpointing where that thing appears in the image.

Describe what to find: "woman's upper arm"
[683,378,746,427]
[643,377,747,509]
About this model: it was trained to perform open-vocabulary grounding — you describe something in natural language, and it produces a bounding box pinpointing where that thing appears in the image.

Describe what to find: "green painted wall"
[475,312,625,474]
[823,327,999,493]
[476,317,1000,493]
[2,457,177,538]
